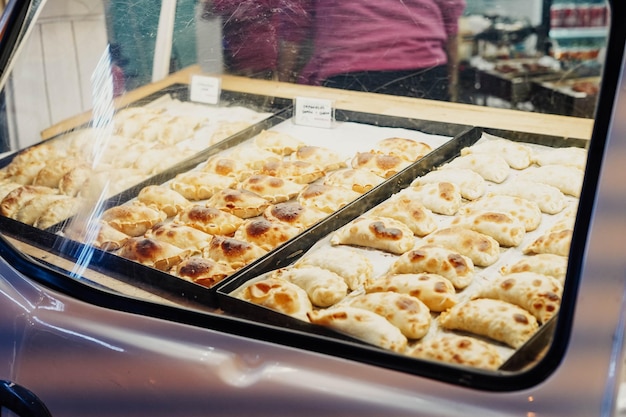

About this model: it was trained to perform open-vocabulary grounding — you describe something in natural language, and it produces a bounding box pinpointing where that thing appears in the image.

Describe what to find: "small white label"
[189,75,221,104]
[293,97,334,128]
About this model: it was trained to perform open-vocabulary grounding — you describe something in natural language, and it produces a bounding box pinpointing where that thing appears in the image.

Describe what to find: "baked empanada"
[372,137,432,162]
[323,168,385,193]
[174,256,234,288]
[263,201,326,229]
[368,195,437,237]
[240,174,304,204]
[101,203,166,237]
[169,171,237,200]
[0,185,58,218]
[517,165,584,197]
[294,246,374,290]
[58,165,94,197]
[422,227,500,267]
[291,145,347,172]
[330,216,416,255]
[439,298,539,349]
[233,217,301,251]
[307,306,408,353]
[403,182,462,216]
[476,272,563,323]
[228,145,285,169]
[32,197,84,230]
[258,159,324,184]
[532,146,587,170]
[523,229,572,257]
[442,153,510,183]
[460,138,532,169]
[203,235,268,269]
[297,184,361,214]
[15,194,71,226]
[137,185,190,217]
[461,194,542,232]
[146,222,213,252]
[366,273,458,312]
[347,292,431,339]
[175,205,243,235]
[412,168,486,201]
[202,156,253,181]
[237,277,313,322]
[273,266,348,308]
[351,152,411,179]
[492,180,566,214]
[450,211,526,247]
[206,188,270,219]
[91,220,131,251]
[500,254,568,285]
[118,236,191,271]
[389,245,474,290]
[408,334,503,370]
[253,129,305,156]
[0,181,22,201]
[32,157,84,188]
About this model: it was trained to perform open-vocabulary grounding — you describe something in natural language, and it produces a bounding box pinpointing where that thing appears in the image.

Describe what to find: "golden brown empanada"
[15,194,71,226]
[330,216,416,255]
[137,185,190,217]
[237,277,313,322]
[91,220,131,251]
[389,245,474,290]
[450,211,526,247]
[146,222,213,253]
[307,306,408,353]
[403,182,462,216]
[372,137,432,162]
[273,266,348,308]
[32,157,83,188]
[203,235,268,269]
[253,129,305,156]
[523,229,572,257]
[0,181,22,201]
[408,334,503,370]
[351,152,411,179]
[174,256,234,288]
[202,156,254,181]
[476,272,563,323]
[233,217,301,251]
[500,254,568,285]
[169,171,237,201]
[461,194,542,232]
[366,273,458,312]
[263,201,327,229]
[58,165,94,197]
[294,246,374,291]
[206,188,270,219]
[0,185,59,218]
[297,184,361,214]
[442,153,510,183]
[460,138,532,169]
[422,227,500,267]
[323,168,385,193]
[175,205,243,235]
[239,174,304,204]
[412,168,486,200]
[439,298,539,349]
[118,236,191,271]
[32,196,84,230]
[291,145,347,172]
[228,145,283,169]
[258,159,324,184]
[368,195,437,237]
[101,203,166,237]
[346,292,431,339]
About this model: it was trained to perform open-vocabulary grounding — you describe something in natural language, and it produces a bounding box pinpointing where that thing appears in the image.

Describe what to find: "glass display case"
[1,1,625,416]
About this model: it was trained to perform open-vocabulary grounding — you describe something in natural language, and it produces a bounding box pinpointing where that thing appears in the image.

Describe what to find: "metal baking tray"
[214,126,586,376]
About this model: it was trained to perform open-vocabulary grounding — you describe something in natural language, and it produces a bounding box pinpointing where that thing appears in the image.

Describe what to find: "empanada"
[32,157,83,188]
[291,145,347,172]
[439,298,539,349]
[450,211,526,247]
[240,174,304,204]
[412,168,486,201]
[442,153,510,183]
[237,277,313,322]
[460,138,532,169]
[58,165,94,197]
[202,156,253,181]
[253,129,305,156]
[15,194,71,226]
[263,201,327,229]
[91,220,131,251]
[146,222,213,252]
[233,217,301,251]
[174,256,234,288]
[517,165,584,197]
[101,203,166,237]
[476,272,563,323]
[422,227,500,267]
[32,197,84,230]
[323,168,385,193]
[294,246,374,290]
[0,185,58,218]
[227,145,281,169]
[351,152,411,179]
[258,159,324,184]
[137,185,190,217]
[366,273,458,312]
[389,245,474,290]
[403,182,462,216]
[492,180,566,214]
[368,195,437,237]
[206,188,270,219]
[118,236,191,271]
[174,205,243,235]
[408,334,503,370]
[169,171,237,200]
[307,306,408,353]
[372,137,432,162]
[532,146,587,170]
[523,229,572,257]
[347,292,431,339]
[203,235,268,269]
[461,194,542,232]
[297,184,361,213]
[273,266,348,307]
[330,216,416,255]
[500,254,568,285]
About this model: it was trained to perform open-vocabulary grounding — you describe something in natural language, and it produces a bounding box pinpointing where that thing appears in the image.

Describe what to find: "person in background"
[203,0,309,81]
[292,0,466,101]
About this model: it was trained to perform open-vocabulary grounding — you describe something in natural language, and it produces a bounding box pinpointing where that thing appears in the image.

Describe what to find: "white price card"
[189,75,222,105]
[293,97,335,128]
